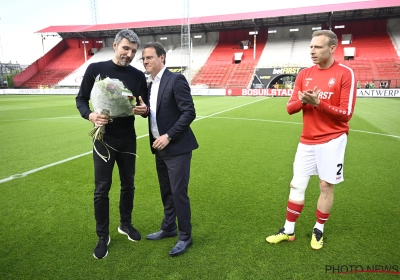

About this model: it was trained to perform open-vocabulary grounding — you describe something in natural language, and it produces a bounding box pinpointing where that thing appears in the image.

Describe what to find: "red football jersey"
[287,61,357,144]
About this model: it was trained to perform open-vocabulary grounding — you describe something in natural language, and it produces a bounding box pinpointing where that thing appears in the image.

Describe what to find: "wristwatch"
[166,134,172,141]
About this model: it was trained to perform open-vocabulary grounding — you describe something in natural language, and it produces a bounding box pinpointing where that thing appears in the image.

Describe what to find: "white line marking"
[0,152,91,184]
[195,98,267,121]
[350,129,400,139]
[208,116,302,125]
[0,99,266,184]
[0,116,80,122]
[207,116,400,138]
[0,133,149,184]
[2,98,399,184]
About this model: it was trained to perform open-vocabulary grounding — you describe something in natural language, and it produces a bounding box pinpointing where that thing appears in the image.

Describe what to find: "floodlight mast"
[0,17,4,63]
[90,0,98,24]
[181,0,191,85]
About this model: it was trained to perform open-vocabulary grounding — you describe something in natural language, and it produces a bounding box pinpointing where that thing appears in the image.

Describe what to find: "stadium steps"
[191,40,266,88]
[335,33,400,87]
[21,48,86,88]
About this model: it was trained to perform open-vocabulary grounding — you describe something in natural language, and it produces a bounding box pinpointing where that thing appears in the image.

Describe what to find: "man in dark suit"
[134,41,198,256]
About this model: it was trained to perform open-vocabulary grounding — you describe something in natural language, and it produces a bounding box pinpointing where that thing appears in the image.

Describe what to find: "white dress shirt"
[149,66,167,139]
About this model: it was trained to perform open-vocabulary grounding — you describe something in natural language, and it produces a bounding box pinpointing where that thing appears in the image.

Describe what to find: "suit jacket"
[143,69,199,156]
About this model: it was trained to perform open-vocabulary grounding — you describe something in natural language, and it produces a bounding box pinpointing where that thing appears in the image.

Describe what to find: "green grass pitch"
[0,94,399,279]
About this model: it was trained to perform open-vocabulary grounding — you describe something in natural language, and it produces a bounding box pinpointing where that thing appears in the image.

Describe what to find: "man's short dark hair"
[143,42,167,65]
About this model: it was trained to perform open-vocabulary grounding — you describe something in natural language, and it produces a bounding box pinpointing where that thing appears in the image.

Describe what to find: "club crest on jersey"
[328,78,336,87]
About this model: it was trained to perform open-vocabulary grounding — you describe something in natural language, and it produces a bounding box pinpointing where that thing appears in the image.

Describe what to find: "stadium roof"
[36,1,400,38]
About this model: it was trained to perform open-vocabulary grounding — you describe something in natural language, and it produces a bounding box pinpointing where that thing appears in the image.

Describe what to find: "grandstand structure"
[13,2,400,90]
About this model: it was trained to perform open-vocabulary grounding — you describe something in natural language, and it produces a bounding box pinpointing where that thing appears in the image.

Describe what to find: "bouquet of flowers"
[89,75,136,162]
[91,74,136,118]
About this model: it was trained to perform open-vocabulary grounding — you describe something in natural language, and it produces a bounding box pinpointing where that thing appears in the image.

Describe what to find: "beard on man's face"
[117,55,132,67]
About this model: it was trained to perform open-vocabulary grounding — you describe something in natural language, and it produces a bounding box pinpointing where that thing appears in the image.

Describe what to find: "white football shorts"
[293,133,347,184]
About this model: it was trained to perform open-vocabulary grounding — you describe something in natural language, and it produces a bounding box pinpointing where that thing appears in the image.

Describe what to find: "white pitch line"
[195,98,267,121]
[207,116,302,125]
[350,129,400,139]
[0,152,92,184]
[0,116,80,122]
[0,134,148,185]
[2,98,399,184]
[207,116,400,138]
[0,98,267,184]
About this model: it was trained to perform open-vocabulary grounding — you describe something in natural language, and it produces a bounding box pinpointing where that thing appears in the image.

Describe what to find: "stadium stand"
[166,42,217,77]
[14,38,102,88]
[192,19,400,88]
[257,25,316,68]
[56,40,216,88]
[13,16,400,89]
[332,19,400,88]
[22,48,84,88]
[257,38,294,68]
[57,47,115,87]
[191,29,267,88]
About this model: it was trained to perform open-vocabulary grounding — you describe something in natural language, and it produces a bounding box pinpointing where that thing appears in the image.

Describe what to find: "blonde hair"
[312,30,338,46]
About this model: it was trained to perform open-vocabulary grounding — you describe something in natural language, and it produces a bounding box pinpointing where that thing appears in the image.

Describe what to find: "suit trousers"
[93,134,137,237]
[155,151,192,241]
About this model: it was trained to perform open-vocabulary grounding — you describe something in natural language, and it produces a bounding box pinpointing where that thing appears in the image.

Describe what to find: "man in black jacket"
[76,29,147,259]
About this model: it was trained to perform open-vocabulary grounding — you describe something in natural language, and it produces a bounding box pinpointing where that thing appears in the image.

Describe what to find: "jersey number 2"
[337,164,343,175]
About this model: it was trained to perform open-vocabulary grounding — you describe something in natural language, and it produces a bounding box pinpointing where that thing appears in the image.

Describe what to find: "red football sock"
[316,209,330,224]
[286,201,304,222]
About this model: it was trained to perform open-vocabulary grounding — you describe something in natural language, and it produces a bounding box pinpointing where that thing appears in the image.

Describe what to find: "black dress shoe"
[146,230,177,240]
[169,237,192,256]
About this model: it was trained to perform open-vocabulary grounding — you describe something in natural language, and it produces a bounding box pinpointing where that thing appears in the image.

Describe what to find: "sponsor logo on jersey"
[328,78,336,87]
[318,91,334,99]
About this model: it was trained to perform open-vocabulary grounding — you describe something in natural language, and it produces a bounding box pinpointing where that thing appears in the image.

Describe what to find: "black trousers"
[155,151,192,241]
[93,134,136,237]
